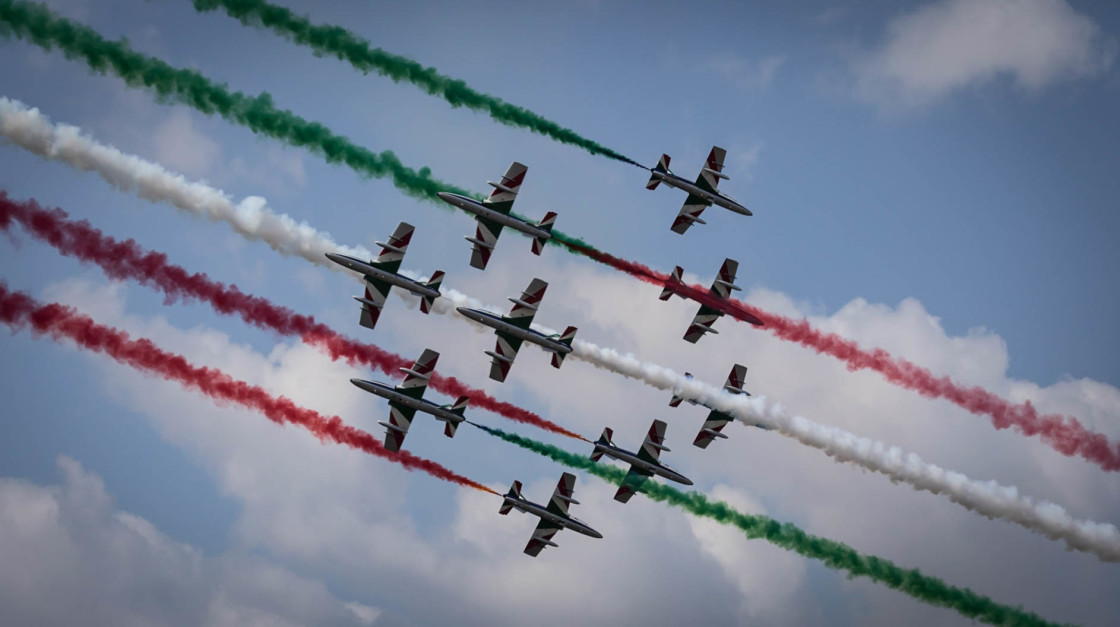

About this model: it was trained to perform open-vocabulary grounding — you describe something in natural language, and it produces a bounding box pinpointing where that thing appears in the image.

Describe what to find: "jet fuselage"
[325,253,440,299]
[455,307,572,355]
[349,378,464,425]
[437,192,551,239]
[650,170,752,216]
[504,496,603,539]
[593,443,694,486]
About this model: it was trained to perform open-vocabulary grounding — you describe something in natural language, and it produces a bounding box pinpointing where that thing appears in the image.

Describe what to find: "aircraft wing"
[613,466,654,503]
[356,281,389,330]
[488,330,524,382]
[635,419,670,465]
[523,517,562,557]
[395,348,438,399]
[709,258,740,299]
[383,400,415,453]
[670,194,711,234]
[694,409,732,449]
[695,146,727,194]
[369,221,414,274]
[502,278,548,329]
[683,303,722,343]
[544,472,579,517]
[468,216,503,270]
[483,162,528,215]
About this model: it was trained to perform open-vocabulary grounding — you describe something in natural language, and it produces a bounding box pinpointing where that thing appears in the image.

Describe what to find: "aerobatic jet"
[325,222,444,330]
[436,162,557,270]
[456,278,577,383]
[669,365,770,448]
[645,146,752,234]
[590,420,693,503]
[349,349,468,452]
[499,472,602,557]
[660,257,762,342]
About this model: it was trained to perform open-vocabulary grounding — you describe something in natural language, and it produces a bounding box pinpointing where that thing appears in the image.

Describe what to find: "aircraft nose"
[679,476,695,486]
[588,528,604,539]
[436,191,454,203]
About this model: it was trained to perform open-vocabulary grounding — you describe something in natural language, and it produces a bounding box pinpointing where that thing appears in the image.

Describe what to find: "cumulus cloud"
[0,456,378,627]
[851,0,1117,110]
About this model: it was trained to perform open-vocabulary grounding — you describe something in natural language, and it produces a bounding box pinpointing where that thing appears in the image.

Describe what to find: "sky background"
[1,0,1119,625]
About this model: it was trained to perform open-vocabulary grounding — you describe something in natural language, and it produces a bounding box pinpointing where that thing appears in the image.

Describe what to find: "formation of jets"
[455,278,577,383]
[331,150,761,556]
[437,162,557,270]
[646,146,751,234]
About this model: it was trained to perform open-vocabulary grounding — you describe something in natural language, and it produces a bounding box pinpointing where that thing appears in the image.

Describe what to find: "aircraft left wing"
[671,193,711,234]
[356,282,388,330]
[382,401,415,453]
[395,349,438,399]
[636,419,670,465]
[468,217,503,270]
[487,331,523,382]
[545,472,579,517]
[524,518,562,557]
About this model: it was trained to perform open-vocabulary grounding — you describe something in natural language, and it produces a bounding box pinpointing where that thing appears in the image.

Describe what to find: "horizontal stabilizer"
[498,500,513,515]
[550,351,567,369]
[443,420,459,438]
[659,266,683,301]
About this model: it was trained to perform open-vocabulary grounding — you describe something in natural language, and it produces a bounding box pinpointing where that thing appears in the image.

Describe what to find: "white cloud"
[150,109,222,179]
[851,0,1116,110]
[0,456,378,627]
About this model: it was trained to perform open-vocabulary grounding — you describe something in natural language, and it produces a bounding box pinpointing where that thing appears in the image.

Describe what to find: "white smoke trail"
[5,96,1118,562]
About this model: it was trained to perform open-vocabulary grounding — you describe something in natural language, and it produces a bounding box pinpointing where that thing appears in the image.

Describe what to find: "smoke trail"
[190,0,643,168]
[1,4,1112,469]
[0,281,497,494]
[0,192,585,441]
[468,422,1059,627]
[567,338,1120,562]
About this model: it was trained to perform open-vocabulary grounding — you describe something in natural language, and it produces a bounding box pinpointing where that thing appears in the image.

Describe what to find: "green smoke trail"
[189,0,643,168]
[469,422,1062,627]
[0,0,615,260]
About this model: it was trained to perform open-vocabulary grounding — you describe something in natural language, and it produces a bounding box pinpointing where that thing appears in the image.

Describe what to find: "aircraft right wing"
[487,331,523,382]
[468,216,503,270]
[356,282,388,330]
[636,419,670,465]
[383,401,415,453]
[613,466,654,503]
[671,193,711,234]
[524,518,562,557]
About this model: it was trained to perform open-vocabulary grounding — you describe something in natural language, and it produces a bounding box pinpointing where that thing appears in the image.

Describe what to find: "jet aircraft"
[456,278,577,382]
[646,146,752,234]
[660,257,762,341]
[669,365,770,448]
[437,162,557,270]
[350,349,468,452]
[590,420,693,503]
[499,472,602,557]
[325,222,444,330]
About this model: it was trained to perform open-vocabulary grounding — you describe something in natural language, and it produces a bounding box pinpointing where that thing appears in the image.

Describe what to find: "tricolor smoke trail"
[2,101,1117,560]
[468,422,1058,627]
[567,338,1120,563]
[0,192,585,441]
[0,281,497,495]
[3,11,1108,472]
[190,0,642,168]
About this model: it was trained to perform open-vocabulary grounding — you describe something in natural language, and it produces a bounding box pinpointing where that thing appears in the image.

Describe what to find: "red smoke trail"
[559,240,1120,472]
[0,193,586,442]
[0,282,498,494]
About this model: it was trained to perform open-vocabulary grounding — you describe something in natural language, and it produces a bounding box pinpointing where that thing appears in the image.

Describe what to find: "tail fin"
[659,266,683,301]
[669,372,693,407]
[419,270,444,314]
[590,427,613,461]
[499,480,523,515]
[531,211,557,256]
[549,326,577,369]
[646,154,670,190]
[441,396,469,438]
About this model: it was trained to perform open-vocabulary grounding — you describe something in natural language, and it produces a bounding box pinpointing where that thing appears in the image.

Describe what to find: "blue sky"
[1,0,1119,625]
